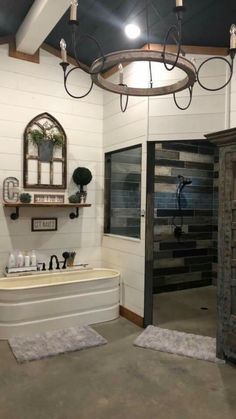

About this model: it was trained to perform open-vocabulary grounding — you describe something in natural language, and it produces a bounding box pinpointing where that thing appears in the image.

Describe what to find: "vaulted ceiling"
[0,0,235,65]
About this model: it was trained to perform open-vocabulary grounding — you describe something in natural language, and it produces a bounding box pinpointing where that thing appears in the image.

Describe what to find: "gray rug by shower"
[134,326,224,363]
[8,325,107,363]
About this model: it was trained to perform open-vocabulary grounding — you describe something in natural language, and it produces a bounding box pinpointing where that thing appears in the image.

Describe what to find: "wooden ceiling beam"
[15,0,71,55]
[142,43,228,57]
[9,37,39,63]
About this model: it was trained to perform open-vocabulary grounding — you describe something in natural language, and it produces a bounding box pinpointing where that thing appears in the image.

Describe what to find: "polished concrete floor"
[153,285,217,337]
[0,316,236,419]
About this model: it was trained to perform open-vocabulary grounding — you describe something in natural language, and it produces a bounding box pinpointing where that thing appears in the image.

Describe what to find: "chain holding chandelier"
[59,0,236,113]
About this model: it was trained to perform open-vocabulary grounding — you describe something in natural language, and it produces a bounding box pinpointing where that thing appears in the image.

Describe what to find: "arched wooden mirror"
[23,113,67,189]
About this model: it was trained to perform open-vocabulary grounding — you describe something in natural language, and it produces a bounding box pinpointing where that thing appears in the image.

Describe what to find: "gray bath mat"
[134,325,224,363]
[9,325,107,363]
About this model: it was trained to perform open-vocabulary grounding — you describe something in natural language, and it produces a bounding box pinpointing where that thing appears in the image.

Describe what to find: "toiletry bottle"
[31,250,37,267]
[7,252,16,269]
[17,251,24,268]
[24,253,30,267]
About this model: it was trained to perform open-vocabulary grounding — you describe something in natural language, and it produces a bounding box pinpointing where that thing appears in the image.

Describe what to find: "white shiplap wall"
[102,62,148,316]
[102,55,227,318]
[0,45,103,271]
[148,55,227,140]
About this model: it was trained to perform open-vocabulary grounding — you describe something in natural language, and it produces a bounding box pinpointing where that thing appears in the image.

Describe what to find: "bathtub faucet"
[48,255,60,270]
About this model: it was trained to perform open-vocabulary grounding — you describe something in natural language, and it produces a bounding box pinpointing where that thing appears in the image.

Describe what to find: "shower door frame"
[144,141,155,326]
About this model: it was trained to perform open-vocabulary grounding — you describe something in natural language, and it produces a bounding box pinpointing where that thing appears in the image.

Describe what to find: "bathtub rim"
[0,268,120,291]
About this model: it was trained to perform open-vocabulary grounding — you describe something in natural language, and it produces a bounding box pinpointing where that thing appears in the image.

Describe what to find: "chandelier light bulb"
[176,0,183,6]
[70,0,78,21]
[60,39,67,62]
[125,23,141,40]
[60,39,66,50]
[230,24,236,49]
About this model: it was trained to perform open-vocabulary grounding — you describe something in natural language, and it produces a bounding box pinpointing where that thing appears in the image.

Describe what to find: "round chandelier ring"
[90,49,196,97]
[163,25,181,71]
[196,56,233,92]
[119,83,129,112]
[64,66,93,99]
[71,32,105,75]
[173,86,193,110]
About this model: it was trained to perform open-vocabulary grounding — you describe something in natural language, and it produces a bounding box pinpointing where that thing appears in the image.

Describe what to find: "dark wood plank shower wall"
[153,141,218,293]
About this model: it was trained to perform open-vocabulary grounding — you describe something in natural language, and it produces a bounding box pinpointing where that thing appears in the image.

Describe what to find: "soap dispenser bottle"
[24,253,30,267]
[31,250,37,267]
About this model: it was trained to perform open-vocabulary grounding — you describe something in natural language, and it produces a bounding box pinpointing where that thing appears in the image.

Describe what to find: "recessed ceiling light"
[125,23,141,39]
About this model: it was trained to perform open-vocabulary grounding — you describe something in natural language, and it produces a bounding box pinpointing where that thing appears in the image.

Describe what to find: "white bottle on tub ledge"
[31,250,37,267]
[7,252,16,269]
[24,254,30,267]
[17,251,24,268]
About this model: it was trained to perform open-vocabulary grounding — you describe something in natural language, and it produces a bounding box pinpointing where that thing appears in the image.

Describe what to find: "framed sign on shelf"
[34,194,65,204]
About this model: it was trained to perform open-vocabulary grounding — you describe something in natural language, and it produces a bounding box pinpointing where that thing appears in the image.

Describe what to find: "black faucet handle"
[59,260,66,269]
[37,262,46,271]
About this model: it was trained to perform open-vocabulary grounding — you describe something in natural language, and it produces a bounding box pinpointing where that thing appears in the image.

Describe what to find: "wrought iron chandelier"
[59,0,236,112]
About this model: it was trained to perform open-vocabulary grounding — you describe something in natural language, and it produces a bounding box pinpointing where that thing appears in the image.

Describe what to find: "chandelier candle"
[118,63,124,85]
[230,24,236,50]
[70,0,78,21]
[60,39,67,63]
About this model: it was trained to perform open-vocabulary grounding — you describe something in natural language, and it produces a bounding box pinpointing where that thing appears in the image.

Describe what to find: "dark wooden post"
[205,128,236,361]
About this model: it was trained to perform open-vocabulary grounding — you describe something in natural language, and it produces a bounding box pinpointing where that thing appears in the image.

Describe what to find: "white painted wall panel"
[102,64,147,315]
[149,55,226,140]
[0,45,103,274]
[149,113,225,137]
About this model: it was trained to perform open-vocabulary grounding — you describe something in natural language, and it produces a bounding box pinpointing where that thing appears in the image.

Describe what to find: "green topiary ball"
[20,193,32,203]
[72,167,92,189]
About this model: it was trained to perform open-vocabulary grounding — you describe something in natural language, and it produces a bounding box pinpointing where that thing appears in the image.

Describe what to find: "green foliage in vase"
[28,129,44,146]
[28,129,64,148]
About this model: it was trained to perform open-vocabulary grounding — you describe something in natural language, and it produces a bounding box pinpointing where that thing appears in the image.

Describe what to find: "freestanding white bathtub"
[0,268,120,339]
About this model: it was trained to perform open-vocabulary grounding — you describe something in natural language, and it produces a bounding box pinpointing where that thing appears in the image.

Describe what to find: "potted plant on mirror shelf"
[27,124,64,162]
[70,167,92,204]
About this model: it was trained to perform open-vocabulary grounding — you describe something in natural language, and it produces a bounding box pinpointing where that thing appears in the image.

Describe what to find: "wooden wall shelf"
[3,203,92,220]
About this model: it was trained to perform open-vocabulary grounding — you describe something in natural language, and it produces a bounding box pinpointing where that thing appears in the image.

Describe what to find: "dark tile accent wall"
[105,146,142,238]
[153,141,218,293]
